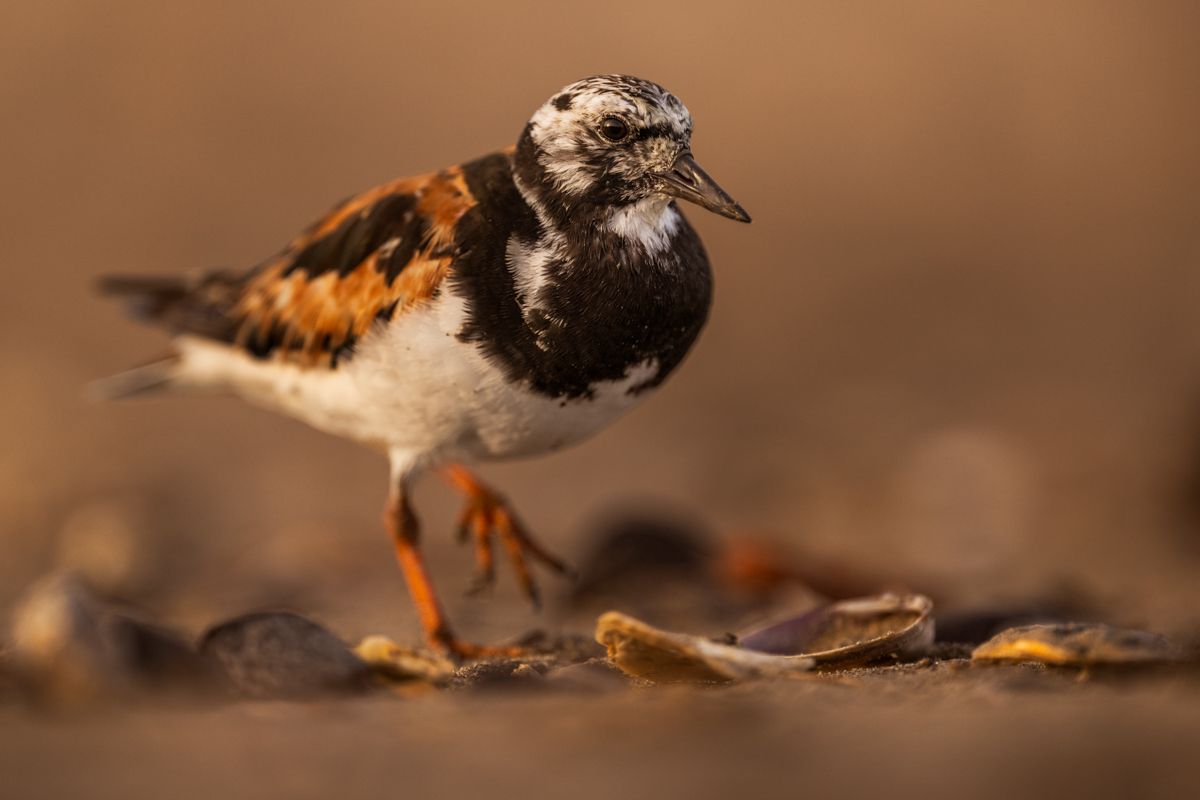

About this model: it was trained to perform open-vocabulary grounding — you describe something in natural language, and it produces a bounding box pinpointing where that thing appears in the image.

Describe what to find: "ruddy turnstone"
[97,74,750,658]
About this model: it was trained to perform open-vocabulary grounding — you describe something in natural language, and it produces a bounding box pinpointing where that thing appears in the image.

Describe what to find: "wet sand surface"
[4,665,1199,800]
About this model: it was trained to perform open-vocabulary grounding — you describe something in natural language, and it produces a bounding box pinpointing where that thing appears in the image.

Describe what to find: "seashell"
[971,623,1185,667]
[353,635,457,684]
[595,611,815,683]
[738,593,935,667]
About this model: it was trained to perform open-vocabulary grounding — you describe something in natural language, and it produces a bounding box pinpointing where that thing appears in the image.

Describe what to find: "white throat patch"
[606,197,681,254]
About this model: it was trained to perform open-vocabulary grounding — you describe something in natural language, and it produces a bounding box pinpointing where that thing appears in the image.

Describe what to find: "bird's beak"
[659,152,751,223]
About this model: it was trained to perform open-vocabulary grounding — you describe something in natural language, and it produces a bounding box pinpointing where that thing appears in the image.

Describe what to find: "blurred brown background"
[3,1,1200,641]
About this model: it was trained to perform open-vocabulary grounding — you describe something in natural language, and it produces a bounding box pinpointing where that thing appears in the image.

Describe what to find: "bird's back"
[100,156,490,370]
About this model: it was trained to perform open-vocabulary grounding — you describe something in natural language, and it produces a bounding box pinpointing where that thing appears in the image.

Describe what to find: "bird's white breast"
[174,289,656,470]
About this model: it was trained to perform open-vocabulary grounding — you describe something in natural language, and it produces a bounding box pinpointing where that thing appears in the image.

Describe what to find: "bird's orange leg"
[384,487,524,660]
[441,464,573,608]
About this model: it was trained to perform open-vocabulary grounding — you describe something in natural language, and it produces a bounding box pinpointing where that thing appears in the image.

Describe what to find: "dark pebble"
[199,611,371,699]
[107,615,218,690]
[10,573,215,703]
[568,512,712,606]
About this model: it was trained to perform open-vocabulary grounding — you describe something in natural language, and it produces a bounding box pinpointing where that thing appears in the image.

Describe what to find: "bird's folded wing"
[102,164,481,368]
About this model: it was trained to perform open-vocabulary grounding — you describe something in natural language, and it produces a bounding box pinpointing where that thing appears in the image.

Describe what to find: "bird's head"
[515,75,750,227]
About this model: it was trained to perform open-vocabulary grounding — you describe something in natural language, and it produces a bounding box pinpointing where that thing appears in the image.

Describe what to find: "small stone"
[9,572,212,704]
[569,513,711,608]
[199,611,371,698]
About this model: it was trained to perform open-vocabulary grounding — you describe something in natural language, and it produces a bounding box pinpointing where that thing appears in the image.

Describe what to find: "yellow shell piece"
[971,623,1182,666]
[353,635,457,683]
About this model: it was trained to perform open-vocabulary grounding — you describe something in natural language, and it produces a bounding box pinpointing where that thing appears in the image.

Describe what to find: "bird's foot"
[430,633,532,661]
[442,465,574,608]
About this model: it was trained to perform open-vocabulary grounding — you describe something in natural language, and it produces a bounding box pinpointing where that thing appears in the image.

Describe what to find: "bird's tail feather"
[87,356,180,402]
[97,271,242,342]
[97,274,194,324]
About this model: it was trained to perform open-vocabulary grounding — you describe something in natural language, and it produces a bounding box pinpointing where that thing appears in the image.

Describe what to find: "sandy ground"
[3,665,1199,800]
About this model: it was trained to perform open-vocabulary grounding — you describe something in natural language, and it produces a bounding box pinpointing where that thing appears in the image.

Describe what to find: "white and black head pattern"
[518,75,694,209]
[512,75,748,258]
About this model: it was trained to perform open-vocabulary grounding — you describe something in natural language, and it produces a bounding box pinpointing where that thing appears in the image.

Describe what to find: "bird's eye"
[598,116,631,142]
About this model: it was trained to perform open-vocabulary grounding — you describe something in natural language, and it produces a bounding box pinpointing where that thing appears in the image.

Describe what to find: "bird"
[96,74,750,659]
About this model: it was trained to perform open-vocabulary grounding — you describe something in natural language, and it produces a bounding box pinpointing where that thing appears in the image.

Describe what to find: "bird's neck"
[511,137,682,261]
[448,147,712,399]
[512,130,596,233]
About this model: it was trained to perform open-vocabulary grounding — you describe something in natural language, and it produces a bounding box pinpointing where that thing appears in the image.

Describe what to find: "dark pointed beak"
[659,152,751,223]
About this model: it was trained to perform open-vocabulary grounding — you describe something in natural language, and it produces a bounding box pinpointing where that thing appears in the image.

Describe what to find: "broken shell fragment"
[595,611,815,683]
[738,593,935,667]
[971,623,1184,667]
[354,635,457,684]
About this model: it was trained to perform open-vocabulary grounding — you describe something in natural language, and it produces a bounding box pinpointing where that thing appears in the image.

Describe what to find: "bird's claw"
[453,485,570,609]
